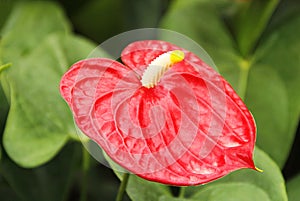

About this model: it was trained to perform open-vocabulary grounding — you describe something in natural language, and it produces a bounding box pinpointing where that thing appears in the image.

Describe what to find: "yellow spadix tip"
[170,50,185,64]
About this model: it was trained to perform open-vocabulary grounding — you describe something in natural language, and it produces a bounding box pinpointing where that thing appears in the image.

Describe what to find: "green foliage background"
[0,0,299,200]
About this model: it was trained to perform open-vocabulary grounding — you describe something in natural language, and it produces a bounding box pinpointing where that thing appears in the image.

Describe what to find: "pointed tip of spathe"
[254,166,263,172]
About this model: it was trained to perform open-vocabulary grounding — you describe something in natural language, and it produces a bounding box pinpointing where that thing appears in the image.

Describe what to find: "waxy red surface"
[60,40,256,186]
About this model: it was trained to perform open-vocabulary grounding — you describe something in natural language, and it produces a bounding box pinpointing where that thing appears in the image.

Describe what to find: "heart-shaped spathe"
[60,40,256,186]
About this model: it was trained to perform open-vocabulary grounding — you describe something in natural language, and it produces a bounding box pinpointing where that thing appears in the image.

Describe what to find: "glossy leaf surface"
[60,40,257,185]
[0,143,81,201]
[0,2,103,167]
[287,173,300,201]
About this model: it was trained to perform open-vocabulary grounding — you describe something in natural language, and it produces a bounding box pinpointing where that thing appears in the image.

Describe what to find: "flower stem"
[178,186,186,198]
[116,173,130,201]
[237,59,251,100]
[80,147,90,201]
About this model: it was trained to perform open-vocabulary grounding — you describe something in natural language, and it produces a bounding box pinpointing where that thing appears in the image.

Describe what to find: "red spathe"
[60,40,256,186]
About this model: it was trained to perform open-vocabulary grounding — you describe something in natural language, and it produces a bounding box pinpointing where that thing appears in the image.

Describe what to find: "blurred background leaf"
[0,0,14,31]
[0,2,104,167]
[0,1,71,63]
[256,12,300,167]
[0,142,81,201]
[0,85,8,139]
[1,33,97,167]
[0,176,21,201]
[227,0,279,57]
[245,66,289,167]
[69,0,124,42]
[84,159,127,201]
[67,0,169,43]
[287,173,300,201]
[122,0,169,29]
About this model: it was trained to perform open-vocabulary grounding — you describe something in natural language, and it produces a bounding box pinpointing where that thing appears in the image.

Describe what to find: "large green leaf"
[0,1,110,167]
[0,1,71,63]
[70,0,124,43]
[287,173,300,201]
[0,175,21,201]
[70,0,168,43]
[230,0,279,56]
[160,0,294,167]
[256,14,300,158]
[122,0,168,29]
[264,0,300,35]
[185,147,287,201]
[86,159,128,201]
[245,66,289,166]
[192,183,270,201]
[0,1,14,31]
[159,196,197,201]
[0,142,81,201]
[124,174,171,201]
[0,84,9,135]
[1,32,100,167]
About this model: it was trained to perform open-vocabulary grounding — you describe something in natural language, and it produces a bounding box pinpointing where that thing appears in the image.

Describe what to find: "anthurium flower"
[60,40,257,186]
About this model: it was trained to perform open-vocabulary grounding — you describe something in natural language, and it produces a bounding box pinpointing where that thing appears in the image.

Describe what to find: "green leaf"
[125,174,171,201]
[186,147,287,201]
[1,32,99,167]
[0,0,108,169]
[245,66,289,167]
[0,84,9,134]
[257,14,300,161]
[0,176,21,201]
[287,173,300,201]
[193,182,270,201]
[122,0,168,29]
[0,1,71,63]
[70,0,124,42]
[0,142,81,201]
[70,0,168,43]
[86,159,123,201]
[231,0,279,56]
[0,0,14,31]
[159,195,197,201]
[264,0,300,36]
